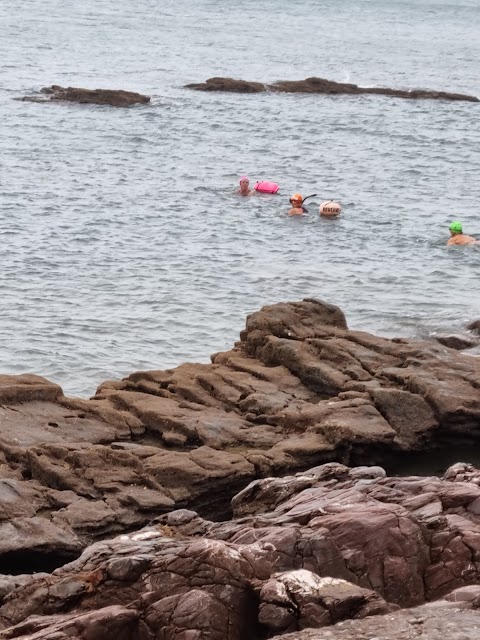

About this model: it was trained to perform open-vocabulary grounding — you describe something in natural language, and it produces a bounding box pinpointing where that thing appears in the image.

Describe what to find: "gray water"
[1,0,480,397]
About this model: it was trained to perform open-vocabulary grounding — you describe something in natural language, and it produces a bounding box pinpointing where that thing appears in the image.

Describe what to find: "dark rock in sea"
[270,77,480,102]
[467,319,480,335]
[434,333,480,350]
[185,76,266,93]
[0,299,479,574]
[18,85,150,107]
[3,462,480,638]
[185,76,480,102]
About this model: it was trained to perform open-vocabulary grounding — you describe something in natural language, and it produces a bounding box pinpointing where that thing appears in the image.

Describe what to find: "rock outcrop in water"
[0,298,479,574]
[185,76,480,102]
[3,462,480,638]
[18,85,150,107]
[467,319,480,335]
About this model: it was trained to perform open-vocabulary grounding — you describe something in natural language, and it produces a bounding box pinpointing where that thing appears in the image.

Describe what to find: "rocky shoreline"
[0,298,479,638]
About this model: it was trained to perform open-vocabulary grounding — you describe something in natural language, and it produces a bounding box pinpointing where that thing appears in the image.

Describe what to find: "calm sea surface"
[1,0,480,396]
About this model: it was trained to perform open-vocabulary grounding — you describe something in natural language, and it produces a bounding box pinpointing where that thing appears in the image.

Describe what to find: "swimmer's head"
[239,176,249,185]
[449,221,463,235]
[290,193,303,205]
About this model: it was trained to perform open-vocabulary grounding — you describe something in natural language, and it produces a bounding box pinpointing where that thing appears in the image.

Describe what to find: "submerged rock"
[185,76,480,102]
[18,85,150,107]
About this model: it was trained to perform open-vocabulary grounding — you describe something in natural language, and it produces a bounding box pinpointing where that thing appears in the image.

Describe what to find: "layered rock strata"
[0,299,479,567]
[185,76,480,102]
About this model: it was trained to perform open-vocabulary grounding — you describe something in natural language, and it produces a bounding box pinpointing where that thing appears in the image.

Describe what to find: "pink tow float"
[319,201,341,217]
[254,181,280,194]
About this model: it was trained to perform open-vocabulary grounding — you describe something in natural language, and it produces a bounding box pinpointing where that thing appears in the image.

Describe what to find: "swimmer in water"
[447,221,479,246]
[288,193,307,216]
[236,176,255,196]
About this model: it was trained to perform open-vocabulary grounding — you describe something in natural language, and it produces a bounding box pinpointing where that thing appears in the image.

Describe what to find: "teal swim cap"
[449,221,463,234]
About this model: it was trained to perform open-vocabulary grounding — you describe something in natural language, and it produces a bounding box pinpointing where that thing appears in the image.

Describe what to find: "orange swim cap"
[290,193,303,203]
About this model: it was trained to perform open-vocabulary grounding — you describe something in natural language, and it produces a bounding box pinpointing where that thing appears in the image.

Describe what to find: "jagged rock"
[0,299,478,571]
[221,462,480,605]
[257,571,393,634]
[4,463,480,638]
[0,496,391,636]
[18,85,150,107]
[185,76,480,102]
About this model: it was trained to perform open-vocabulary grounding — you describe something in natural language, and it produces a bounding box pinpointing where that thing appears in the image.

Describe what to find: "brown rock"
[257,571,392,634]
[4,463,480,638]
[0,501,389,637]
[0,298,478,574]
[280,604,480,639]
[467,319,480,335]
[0,605,140,639]
[185,76,480,102]
[18,85,150,107]
[434,334,479,350]
[184,77,266,92]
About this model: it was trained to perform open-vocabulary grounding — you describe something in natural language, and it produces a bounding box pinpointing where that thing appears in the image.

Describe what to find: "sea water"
[1,0,480,396]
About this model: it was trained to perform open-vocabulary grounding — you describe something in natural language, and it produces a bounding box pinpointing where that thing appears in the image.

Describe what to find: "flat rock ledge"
[18,85,150,107]
[0,298,479,569]
[185,76,480,102]
[3,462,480,638]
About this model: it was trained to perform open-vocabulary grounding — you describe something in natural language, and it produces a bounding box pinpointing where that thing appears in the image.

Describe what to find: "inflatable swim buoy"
[319,201,341,217]
[255,181,280,194]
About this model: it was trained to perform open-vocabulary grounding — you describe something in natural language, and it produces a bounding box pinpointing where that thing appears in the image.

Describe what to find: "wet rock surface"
[467,319,480,335]
[433,332,480,350]
[3,462,480,637]
[18,85,150,107]
[0,299,479,566]
[185,76,480,102]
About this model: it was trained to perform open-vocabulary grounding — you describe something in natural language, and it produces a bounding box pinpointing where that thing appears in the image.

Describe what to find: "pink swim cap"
[239,176,249,183]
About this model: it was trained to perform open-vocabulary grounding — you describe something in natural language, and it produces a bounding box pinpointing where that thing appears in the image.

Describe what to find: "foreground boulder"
[0,496,392,636]
[19,85,150,107]
[3,462,480,638]
[0,299,478,568]
[185,76,479,102]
